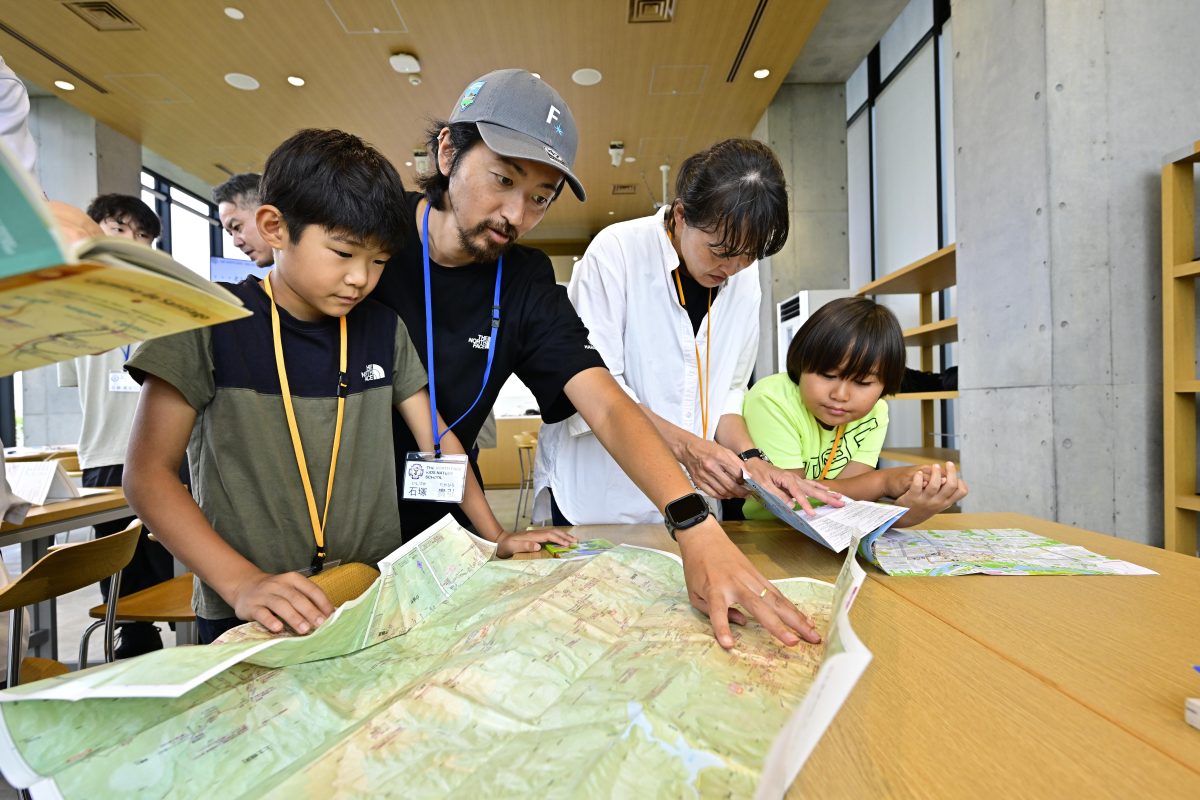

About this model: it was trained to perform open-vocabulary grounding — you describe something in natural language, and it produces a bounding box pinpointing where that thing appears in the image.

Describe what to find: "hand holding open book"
[0,139,249,376]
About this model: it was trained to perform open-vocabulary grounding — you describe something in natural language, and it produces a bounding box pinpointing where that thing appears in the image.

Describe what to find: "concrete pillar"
[19,97,141,446]
[753,84,849,380]
[953,0,1200,543]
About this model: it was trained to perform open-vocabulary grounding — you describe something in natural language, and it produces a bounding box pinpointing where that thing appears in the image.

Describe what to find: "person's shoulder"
[868,397,889,419]
[753,372,797,397]
[503,243,556,284]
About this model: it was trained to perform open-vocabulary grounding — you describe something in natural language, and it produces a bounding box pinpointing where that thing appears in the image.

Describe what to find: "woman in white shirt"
[533,138,829,525]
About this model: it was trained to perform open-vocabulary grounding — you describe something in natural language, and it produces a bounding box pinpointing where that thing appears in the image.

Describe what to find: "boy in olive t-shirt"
[124,129,569,644]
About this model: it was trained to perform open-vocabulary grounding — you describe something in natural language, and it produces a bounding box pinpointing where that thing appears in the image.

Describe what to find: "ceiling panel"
[1,0,827,241]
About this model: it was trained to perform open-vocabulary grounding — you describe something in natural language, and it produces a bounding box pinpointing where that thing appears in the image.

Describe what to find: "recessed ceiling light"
[53,80,75,91]
[224,7,244,20]
[608,211,615,215]
[571,256,579,262]
[404,161,413,167]
[572,68,602,86]
[287,76,305,87]
[624,156,636,163]
[753,68,770,79]
[224,73,259,91]
[531,72,541,79]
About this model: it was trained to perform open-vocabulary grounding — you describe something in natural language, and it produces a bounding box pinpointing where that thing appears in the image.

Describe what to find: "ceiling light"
[224,73,259,91]
[404,161,413,167]
[53,80,75,91]
[572,68,602,86]
[624,156,636,163]
[608,211,615,215]
[753,68,770,79]
[572,256,579,262]
[389,53,421,74]
[224,7,244,20]
[531,72,541,79]
[287,76,305,87]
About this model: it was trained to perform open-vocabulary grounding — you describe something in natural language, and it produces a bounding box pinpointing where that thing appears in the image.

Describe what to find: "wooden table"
[554,513,1200,797]
[0,489,132,659]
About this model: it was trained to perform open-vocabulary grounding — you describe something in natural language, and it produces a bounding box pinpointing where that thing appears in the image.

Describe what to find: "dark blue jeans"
[197,616,242,644]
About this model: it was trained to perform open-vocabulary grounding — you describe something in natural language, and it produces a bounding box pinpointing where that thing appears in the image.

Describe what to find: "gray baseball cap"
[448,69,586,201]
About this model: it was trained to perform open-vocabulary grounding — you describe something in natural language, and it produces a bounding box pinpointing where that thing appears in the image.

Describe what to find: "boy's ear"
[256,205,288,249]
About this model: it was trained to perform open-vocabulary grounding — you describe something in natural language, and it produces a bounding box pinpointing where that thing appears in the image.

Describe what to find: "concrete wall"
[754,84,849,380]
[19,98,142,446]
[954,0,1200,543]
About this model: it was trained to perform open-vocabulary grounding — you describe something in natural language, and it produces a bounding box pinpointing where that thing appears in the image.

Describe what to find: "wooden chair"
[78,572,197,669]
[0,520,141,686]
[512,432,538,530]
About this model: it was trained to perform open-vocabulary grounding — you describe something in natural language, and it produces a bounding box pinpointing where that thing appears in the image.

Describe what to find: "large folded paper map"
[0,517,871,798]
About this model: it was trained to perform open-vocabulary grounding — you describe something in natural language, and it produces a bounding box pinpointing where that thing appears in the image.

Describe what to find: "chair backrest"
[513,432,537,450]
[0,520,142,613]
[309,562,380,607]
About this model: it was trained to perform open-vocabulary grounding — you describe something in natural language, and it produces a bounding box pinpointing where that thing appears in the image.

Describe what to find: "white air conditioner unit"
[775,290,853,372]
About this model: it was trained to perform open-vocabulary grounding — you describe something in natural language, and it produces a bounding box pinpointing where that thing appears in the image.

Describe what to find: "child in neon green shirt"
[743,297,967,525]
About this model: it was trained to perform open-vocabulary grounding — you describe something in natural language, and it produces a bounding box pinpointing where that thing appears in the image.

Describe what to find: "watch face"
[666,493,709,526]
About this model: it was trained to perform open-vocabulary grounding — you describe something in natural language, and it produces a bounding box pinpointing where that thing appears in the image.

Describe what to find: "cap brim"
[476,121,586,202]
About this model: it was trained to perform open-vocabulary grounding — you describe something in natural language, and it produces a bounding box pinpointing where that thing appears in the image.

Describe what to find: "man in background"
[213,173,273,266]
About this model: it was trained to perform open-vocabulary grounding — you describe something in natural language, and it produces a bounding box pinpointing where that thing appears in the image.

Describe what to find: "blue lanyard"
[120,345,131,362]
[421,203,502,457]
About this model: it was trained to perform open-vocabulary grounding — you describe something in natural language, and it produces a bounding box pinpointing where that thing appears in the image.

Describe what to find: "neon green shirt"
[741,372,889,520]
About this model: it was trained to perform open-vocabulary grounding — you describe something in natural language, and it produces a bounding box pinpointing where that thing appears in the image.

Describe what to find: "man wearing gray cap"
[372,69,833,651]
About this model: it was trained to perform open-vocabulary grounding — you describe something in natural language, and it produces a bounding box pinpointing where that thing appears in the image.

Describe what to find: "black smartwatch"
[738,448,771,464]
[663,492,712,541]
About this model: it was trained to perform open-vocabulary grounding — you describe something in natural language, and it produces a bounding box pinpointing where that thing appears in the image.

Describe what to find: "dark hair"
[786,297,906,395]
[416,120,564,210]
[259,128,408,255]
[85,193,161,240]
[212,173,262,207]
[668,138,788,260]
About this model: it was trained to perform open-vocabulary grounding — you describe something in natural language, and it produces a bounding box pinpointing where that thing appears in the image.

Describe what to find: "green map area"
[0,520,870,798]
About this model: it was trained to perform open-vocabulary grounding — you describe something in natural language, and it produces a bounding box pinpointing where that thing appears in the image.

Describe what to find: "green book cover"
[544,538,616,558]
[0,139,67,279]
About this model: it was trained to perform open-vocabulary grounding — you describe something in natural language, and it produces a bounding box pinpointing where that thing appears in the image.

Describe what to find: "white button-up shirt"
[532,207,761,524]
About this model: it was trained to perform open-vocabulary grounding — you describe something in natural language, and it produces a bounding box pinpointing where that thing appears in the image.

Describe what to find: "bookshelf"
[855,244,958,467]
[1161,139,1200,556]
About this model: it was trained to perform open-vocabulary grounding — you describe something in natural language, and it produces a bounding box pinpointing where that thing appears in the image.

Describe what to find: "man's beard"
[456,219,518,263]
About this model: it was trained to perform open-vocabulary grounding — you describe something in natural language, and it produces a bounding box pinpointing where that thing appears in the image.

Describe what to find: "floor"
[0,487,529,796]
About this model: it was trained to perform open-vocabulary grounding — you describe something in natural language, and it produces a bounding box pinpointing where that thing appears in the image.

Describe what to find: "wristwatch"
[738,448,771,464]
[663,492,712,541]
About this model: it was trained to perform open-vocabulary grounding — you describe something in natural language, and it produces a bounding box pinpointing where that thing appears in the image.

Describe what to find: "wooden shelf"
[879,447,960,466]
[1174,380,1200,393]
[1162,139,1200,166]
[1172,260,1200,278]
[891,390,959,401]
[1173,495,1200,512]
[903,317,957,347]
[855,244,956,296]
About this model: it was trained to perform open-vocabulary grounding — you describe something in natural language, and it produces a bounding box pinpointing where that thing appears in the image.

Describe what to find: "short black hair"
[416,120,564,210]
[668,138,788,260]
[85,193,160,240]
[212,173,262,207]
[259,128,408,255]
[786,297,906,395]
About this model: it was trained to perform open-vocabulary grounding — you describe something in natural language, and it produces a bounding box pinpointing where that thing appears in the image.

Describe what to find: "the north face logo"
[361,364,385,381]
[468,334,490,350]
[544,146,565,165]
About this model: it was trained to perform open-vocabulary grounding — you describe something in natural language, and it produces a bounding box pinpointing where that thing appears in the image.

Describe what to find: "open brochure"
[0,140,250,375]
[0,515,872,799]
[743,471,905,553]
[4,460,78,506]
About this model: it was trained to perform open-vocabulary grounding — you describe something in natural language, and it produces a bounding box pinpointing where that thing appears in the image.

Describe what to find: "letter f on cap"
[546,105,561,125]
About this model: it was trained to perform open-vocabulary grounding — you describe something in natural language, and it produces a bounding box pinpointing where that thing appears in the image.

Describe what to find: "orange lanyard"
[818,424,845,480]
[263,272,347,572]
[672,268,712,439]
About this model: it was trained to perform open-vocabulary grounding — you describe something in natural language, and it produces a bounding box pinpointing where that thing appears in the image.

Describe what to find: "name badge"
[402,452,468,503]
[109,370,140,393]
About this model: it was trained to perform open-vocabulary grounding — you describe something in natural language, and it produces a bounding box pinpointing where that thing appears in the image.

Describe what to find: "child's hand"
[885,464,937,497]
[895,462,968,524]
[496,527,577,559]
[230,570,335,636]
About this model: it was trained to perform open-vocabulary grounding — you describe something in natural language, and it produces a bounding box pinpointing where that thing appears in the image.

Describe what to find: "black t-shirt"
[672,266,720,335]
[371,192,606,536]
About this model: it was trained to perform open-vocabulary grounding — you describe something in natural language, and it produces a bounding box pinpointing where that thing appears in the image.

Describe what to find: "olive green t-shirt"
[127,278,427,619]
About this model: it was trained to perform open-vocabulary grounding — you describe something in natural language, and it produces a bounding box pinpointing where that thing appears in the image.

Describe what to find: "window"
[139,170,224,277]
